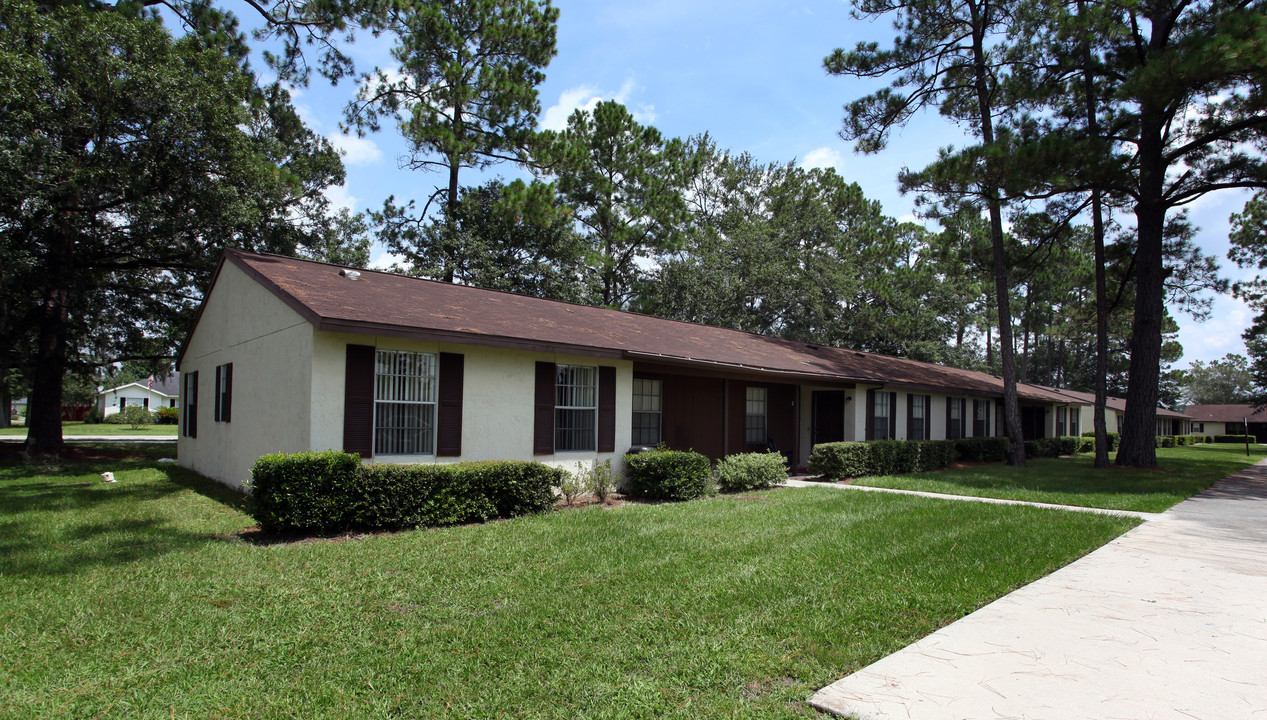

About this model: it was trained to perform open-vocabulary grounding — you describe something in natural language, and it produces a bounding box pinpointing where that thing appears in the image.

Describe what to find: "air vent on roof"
[340,269,361,280]
[807,344,820,351]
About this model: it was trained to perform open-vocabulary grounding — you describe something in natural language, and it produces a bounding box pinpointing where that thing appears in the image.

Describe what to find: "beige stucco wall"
[1199,421,1226,436]
[1076,405,1122,435]
[309,331,635,477]
[178,262,315,489]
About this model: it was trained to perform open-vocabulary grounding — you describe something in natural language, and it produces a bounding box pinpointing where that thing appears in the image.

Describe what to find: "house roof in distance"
[1032,385,1191,419]
[1183,404,1267,423]
[99,374,180,398]
[203,249,1079,403]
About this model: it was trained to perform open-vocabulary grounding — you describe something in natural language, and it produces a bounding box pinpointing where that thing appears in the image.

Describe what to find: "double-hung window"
[974,400,990,437]
[555,365,597,451]
[631,379,662,445]
[1056,406,1067,436]
[214,363,232,422]
[182,371,198,438]
[873,391,892,440]
[374,350,437,455]
[909,395,927,440]
[745,387,767,444]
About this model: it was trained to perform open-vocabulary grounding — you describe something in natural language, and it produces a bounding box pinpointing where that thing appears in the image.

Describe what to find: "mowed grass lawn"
[0,421,177,437]
[852,443,1267,513]
[0,453,1137,719]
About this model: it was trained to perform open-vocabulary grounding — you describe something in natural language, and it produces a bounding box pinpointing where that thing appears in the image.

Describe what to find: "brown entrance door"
[812,391,846,445]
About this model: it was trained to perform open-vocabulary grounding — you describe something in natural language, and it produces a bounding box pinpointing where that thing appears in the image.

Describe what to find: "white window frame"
[555,365,597,451]
[910,395,926,440]
[631,378,662,446]
[874,391,892,440]
[745,386,767,445]
[374,349,438,455]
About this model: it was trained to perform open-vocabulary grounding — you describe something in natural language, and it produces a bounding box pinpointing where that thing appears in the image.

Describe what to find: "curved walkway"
[784,478,1160,520]
[806,461,1267,720]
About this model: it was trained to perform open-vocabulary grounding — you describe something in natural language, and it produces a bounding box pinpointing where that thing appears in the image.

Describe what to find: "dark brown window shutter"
[343,344,375,458]
[437,353,464,457]
[865,389,876,440]
[888,392,897,440]
[214,367,222,422]
[598,366,616,452]
[906,394,914,441]
[533,361,556,455]
[222,363,233,423]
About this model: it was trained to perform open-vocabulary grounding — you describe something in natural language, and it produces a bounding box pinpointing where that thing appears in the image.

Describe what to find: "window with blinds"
[910,394,926,440]
[374,350,437,455]
[555,365,597,451]
[632,378,662,445]
[745,386,767,444]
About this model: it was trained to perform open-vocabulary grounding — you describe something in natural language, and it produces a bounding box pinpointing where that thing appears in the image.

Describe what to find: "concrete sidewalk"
[809,461,1267,720]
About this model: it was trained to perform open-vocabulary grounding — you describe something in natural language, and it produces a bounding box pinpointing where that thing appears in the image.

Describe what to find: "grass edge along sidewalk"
[843,443,1267,513]
[1,452,1136,720]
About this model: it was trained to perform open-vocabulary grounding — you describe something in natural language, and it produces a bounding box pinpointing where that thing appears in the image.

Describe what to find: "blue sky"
[278,0,1256,370]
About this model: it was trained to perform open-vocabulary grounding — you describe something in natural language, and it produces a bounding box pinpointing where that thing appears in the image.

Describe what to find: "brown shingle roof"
[1031,385,1191,418]
[206,249,1079,403]
[1183,404,1267,422]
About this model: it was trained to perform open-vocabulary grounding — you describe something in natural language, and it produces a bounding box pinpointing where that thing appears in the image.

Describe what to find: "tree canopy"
[0,1,364,447]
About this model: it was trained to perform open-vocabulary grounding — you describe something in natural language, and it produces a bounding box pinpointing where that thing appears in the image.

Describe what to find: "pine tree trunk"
[1117,111,1165,467]
[27,287,67,450]
[969,0,1024,466]
[1078,0,1112,469]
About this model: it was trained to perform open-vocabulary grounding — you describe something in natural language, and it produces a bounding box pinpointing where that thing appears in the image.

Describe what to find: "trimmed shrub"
[1155,435,1176,448]
[625,449,712,501]
[154,406,179,425]
[250,450,362,533]
[808,442,872,479]
[714,451,787,492]
[954,436,1009,462]
[249,452,562,533]
[807,440,955,480]
[1213,434,1256,444]
[1081,430,1121,451]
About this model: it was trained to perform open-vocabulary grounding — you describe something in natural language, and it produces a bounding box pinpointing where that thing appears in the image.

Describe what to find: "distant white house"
[97,375,180,416]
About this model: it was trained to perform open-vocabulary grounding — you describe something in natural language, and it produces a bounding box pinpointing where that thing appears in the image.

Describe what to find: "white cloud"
[368,251,409,271]
[540,79,657,131]
[324,185,360,214]
[1176,294,1253,366]
[328,134,384,166]
[800,146,845,171]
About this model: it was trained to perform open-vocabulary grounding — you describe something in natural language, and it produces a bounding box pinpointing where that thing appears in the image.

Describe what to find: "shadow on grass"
[0,459,253,578]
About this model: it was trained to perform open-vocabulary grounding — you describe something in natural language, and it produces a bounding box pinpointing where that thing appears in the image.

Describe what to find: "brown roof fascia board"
[625,351,875,385]
[315,319,625,359]
[631,358,860,387]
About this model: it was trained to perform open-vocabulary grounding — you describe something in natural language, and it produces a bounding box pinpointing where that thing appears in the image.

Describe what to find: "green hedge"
[808,440,955,480]
[625,449,712,501]
[1213,434,1256,444]
[1080,430,1121,451]
[249,451,563,534]
[714,451,787,492]
[1023,436,1083,458]
[953,437,1009,462]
